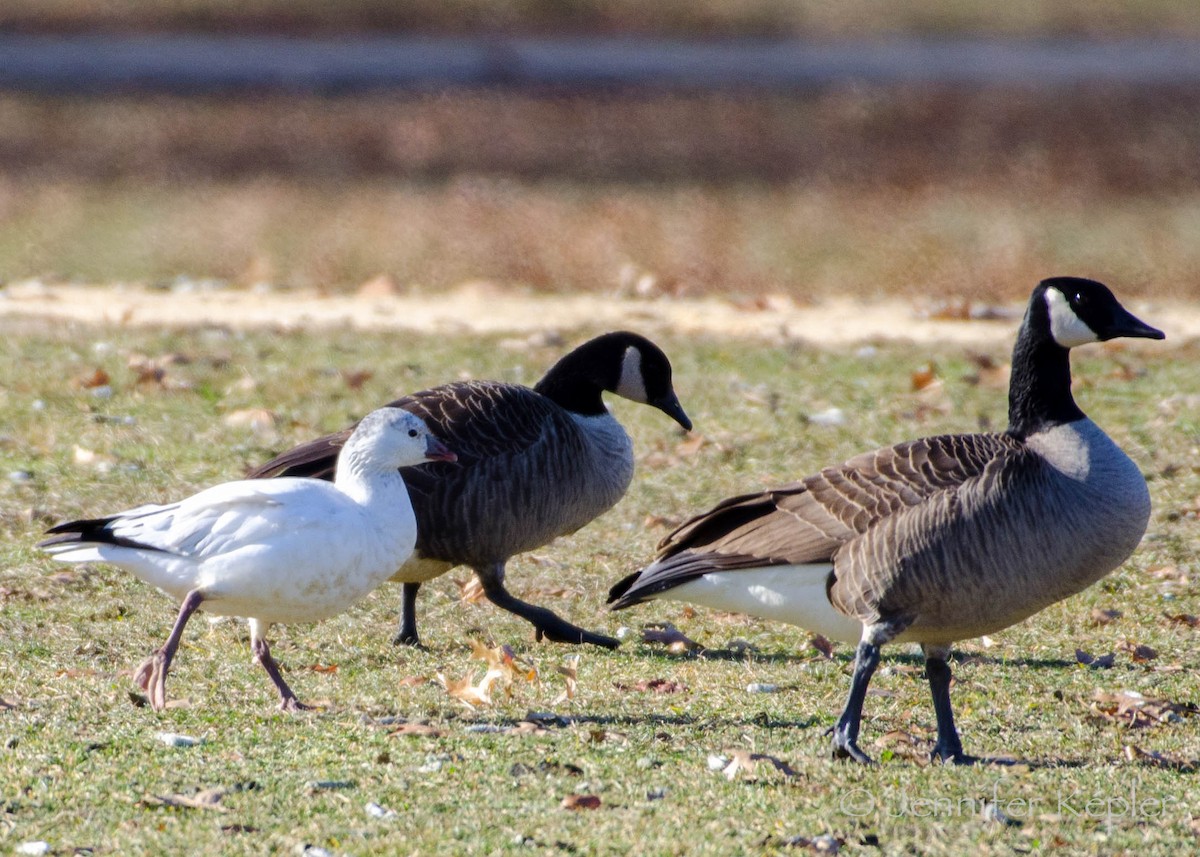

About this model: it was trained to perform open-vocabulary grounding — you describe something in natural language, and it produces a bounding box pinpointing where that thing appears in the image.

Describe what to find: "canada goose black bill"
[610,278,1162,764]
[252,331,691,650]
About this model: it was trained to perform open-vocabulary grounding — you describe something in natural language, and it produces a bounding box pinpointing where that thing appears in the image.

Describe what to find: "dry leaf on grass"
[553,655,579,705]
[222,408,276,434]
[720,750,800,781]
[73,367,110,389]
[810,634,835,659]
[436,670,503,709]
[389,723,445,738]
[453,577,486,604]
[614,678,687,694]
[641,622,702,654]
[1090,690,1193,728]
[1123,744,1196,772]
[305,663,338,673]
[561,794,601,811]
[1089,608,1122,626]
[340,368,374,390]
[141,788,229,811]
[910,363,940,392]
[1164,613,1200,628]
[1115,640,1158,662]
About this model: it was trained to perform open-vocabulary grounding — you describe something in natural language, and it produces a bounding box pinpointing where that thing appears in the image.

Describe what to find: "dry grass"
[2,88,1200,302]
[3,0,1200,37]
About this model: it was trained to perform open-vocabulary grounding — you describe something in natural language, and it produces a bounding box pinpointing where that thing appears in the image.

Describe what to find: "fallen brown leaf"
[561,794,601,811]
[454,577,486,604]
[810,634,835,659]
[389,722,445,738]
[910,363,940,392]
[141,787,229,811]
[614,678,687,694]
[1115,640,1158,662]
[1164,613,1200,628]
[340,369,374,390]
[721,750,800,781]
[222,408,275,434]
[305,663,338,673]
[1091,690,1193,729]
[73,367,110,389]
[641,622,702,654]
[397,675,427,688]
[1089,608,1122,626]
[1123,744,1196,772]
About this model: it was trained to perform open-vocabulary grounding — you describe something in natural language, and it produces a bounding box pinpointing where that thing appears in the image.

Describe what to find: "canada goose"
[40,408,455,711]
[250,331,692,650]
[609,278,1163,764]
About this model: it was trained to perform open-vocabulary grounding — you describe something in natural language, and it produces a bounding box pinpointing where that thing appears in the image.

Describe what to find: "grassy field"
[1,316,1197,854]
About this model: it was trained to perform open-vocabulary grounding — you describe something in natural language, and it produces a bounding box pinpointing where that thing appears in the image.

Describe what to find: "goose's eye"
[1073,291,1085,304]
[408,429,418,438]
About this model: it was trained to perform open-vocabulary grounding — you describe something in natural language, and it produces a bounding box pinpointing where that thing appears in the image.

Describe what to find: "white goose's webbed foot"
[134,589,205,712]
[249,620,310,711]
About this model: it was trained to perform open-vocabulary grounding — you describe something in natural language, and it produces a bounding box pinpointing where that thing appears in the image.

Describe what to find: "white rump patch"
[615,346,649,403]
[1045,288,1099,348]
[667,564,862,644]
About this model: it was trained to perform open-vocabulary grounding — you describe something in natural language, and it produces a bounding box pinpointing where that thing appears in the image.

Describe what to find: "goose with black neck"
[252,330,691,650]
[609,278,1162,764]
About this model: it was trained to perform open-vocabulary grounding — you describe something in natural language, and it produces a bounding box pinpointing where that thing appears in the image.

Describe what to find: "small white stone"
[16,843,51,856]
[154,732,203,748]
[616,626,633,640]
[706,754,729,771]
[365,801,396,819]
[808,407,845,427]
[812,834,841,853]
[746,682,780,694]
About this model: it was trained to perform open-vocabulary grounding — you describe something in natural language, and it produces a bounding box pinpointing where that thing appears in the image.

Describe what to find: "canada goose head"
[1008,277,1163,438]
[343,407,456,471]
[1036,276,1165,348]
[535,332,693,430]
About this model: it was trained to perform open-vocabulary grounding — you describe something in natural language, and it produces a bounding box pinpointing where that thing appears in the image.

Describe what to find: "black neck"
[1006,318,1085,439]
[533,350,609,417]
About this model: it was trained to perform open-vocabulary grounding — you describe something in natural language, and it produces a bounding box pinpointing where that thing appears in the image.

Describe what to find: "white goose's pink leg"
[133,589,204,712]
[249,619,311,711]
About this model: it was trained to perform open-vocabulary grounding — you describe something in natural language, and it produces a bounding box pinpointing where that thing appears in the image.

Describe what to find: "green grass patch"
[1,318,1198,854]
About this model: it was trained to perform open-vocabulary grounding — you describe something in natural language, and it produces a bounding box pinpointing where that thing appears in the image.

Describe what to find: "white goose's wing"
[43,478,350,561]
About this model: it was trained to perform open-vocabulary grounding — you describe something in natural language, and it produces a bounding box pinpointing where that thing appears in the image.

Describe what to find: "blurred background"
[2,1,1199,303]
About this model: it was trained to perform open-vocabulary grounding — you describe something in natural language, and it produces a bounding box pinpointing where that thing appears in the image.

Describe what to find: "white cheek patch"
[1046,289,1099,348]
[615,346,649,403]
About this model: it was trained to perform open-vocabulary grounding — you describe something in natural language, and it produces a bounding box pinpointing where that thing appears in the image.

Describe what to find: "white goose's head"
[347,407,456,470]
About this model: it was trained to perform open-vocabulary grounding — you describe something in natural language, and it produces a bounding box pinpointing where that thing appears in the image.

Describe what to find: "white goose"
[39,407,455,711]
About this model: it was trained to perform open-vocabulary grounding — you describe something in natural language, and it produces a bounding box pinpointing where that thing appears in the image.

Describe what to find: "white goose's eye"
[408,429,418,438]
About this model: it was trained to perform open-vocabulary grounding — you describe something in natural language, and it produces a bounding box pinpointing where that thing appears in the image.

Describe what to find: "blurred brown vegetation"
[1,84,1198,302]
[5,0,1199,37]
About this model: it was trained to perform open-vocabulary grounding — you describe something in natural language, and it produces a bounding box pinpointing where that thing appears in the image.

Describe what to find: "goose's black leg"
[830,640,881,764]
[476,563,620,649]
[924,650,975,765]
[392,583,422,647]
[133,589,204,712]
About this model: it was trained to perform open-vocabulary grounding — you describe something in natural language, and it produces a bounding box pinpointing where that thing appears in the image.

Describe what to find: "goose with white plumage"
[39,406,455,712]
